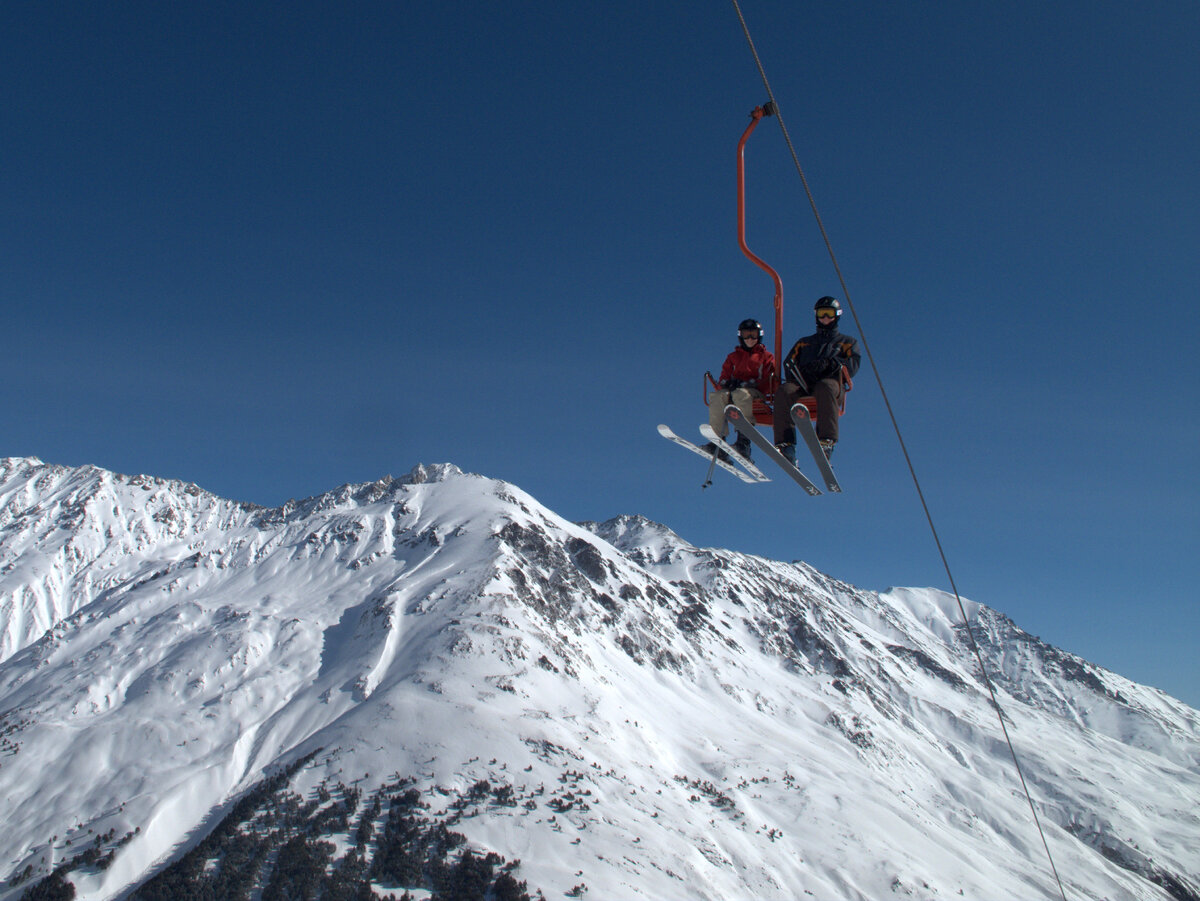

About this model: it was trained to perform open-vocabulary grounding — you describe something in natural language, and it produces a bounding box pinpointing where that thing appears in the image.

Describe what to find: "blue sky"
[3,2,1197,708]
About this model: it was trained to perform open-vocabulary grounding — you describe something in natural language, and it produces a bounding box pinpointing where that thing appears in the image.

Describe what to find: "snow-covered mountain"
[1,455,1197,901]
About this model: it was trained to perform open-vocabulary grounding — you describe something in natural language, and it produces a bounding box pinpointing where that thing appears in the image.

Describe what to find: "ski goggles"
[815,308,838,318]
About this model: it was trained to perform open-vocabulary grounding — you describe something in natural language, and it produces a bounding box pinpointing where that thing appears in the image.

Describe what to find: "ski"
[723,406,822,496]
[698,424,769,482]
[657,424,758,484]
[789,405,841,493]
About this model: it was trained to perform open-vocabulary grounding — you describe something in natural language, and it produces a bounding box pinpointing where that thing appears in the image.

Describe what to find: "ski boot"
[819,439,836,460]
[732,434,752,462]
[702,442,732,464]
[775,442,796,465]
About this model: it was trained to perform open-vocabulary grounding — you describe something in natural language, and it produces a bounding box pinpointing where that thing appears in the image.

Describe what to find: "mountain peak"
[403,461,464,484]
[1,458,1197,901]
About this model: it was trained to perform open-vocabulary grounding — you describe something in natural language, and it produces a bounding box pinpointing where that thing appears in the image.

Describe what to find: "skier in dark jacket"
[704,318,776,462]
[773,297,860,461]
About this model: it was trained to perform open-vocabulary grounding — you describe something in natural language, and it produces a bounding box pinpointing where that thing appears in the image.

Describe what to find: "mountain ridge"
[1,456,1196,900]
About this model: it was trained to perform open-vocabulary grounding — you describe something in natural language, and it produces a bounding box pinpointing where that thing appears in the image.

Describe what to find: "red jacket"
[718,342,777,393]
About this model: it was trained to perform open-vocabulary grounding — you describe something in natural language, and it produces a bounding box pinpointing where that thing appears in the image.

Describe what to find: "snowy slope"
[0,456,1197,900]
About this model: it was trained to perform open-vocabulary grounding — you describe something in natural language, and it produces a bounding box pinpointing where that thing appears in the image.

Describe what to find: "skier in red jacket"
[704,318,777,462]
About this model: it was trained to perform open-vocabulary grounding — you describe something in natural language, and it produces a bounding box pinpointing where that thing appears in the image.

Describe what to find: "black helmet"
[737,318,763,341]
[814,297,842,324]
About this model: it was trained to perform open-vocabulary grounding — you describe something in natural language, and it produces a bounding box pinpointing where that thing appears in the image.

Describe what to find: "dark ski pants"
[773,378,842,445]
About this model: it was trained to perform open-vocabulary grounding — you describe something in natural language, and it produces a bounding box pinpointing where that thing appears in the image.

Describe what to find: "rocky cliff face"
[1,456,1197,900]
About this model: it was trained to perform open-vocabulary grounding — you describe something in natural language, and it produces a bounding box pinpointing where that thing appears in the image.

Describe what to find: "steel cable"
[729,3,1070,898]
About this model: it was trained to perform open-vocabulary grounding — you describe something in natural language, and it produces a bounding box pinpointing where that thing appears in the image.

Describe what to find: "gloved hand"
[784,361,808,391]
[805,359,840,381]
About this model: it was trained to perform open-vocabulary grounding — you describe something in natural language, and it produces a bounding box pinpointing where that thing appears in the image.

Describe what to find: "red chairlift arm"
[711,104,851,426]
[738,103,783,372]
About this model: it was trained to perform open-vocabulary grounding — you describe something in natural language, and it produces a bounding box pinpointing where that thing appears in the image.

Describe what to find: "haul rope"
[729,3,1069,898]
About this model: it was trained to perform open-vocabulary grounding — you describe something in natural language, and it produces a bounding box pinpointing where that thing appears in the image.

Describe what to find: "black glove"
[784,360,808,391]
[723,379,743,391]
[805,359,840,381]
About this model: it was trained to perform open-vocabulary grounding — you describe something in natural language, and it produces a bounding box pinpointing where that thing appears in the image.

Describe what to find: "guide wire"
[730,3,1070,899]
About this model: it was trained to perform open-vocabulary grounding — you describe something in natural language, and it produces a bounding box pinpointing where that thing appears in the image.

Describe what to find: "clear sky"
[3,2,1198,708]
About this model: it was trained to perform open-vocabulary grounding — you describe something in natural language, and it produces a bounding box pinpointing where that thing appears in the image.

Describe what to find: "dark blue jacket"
[782,324,861,390]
